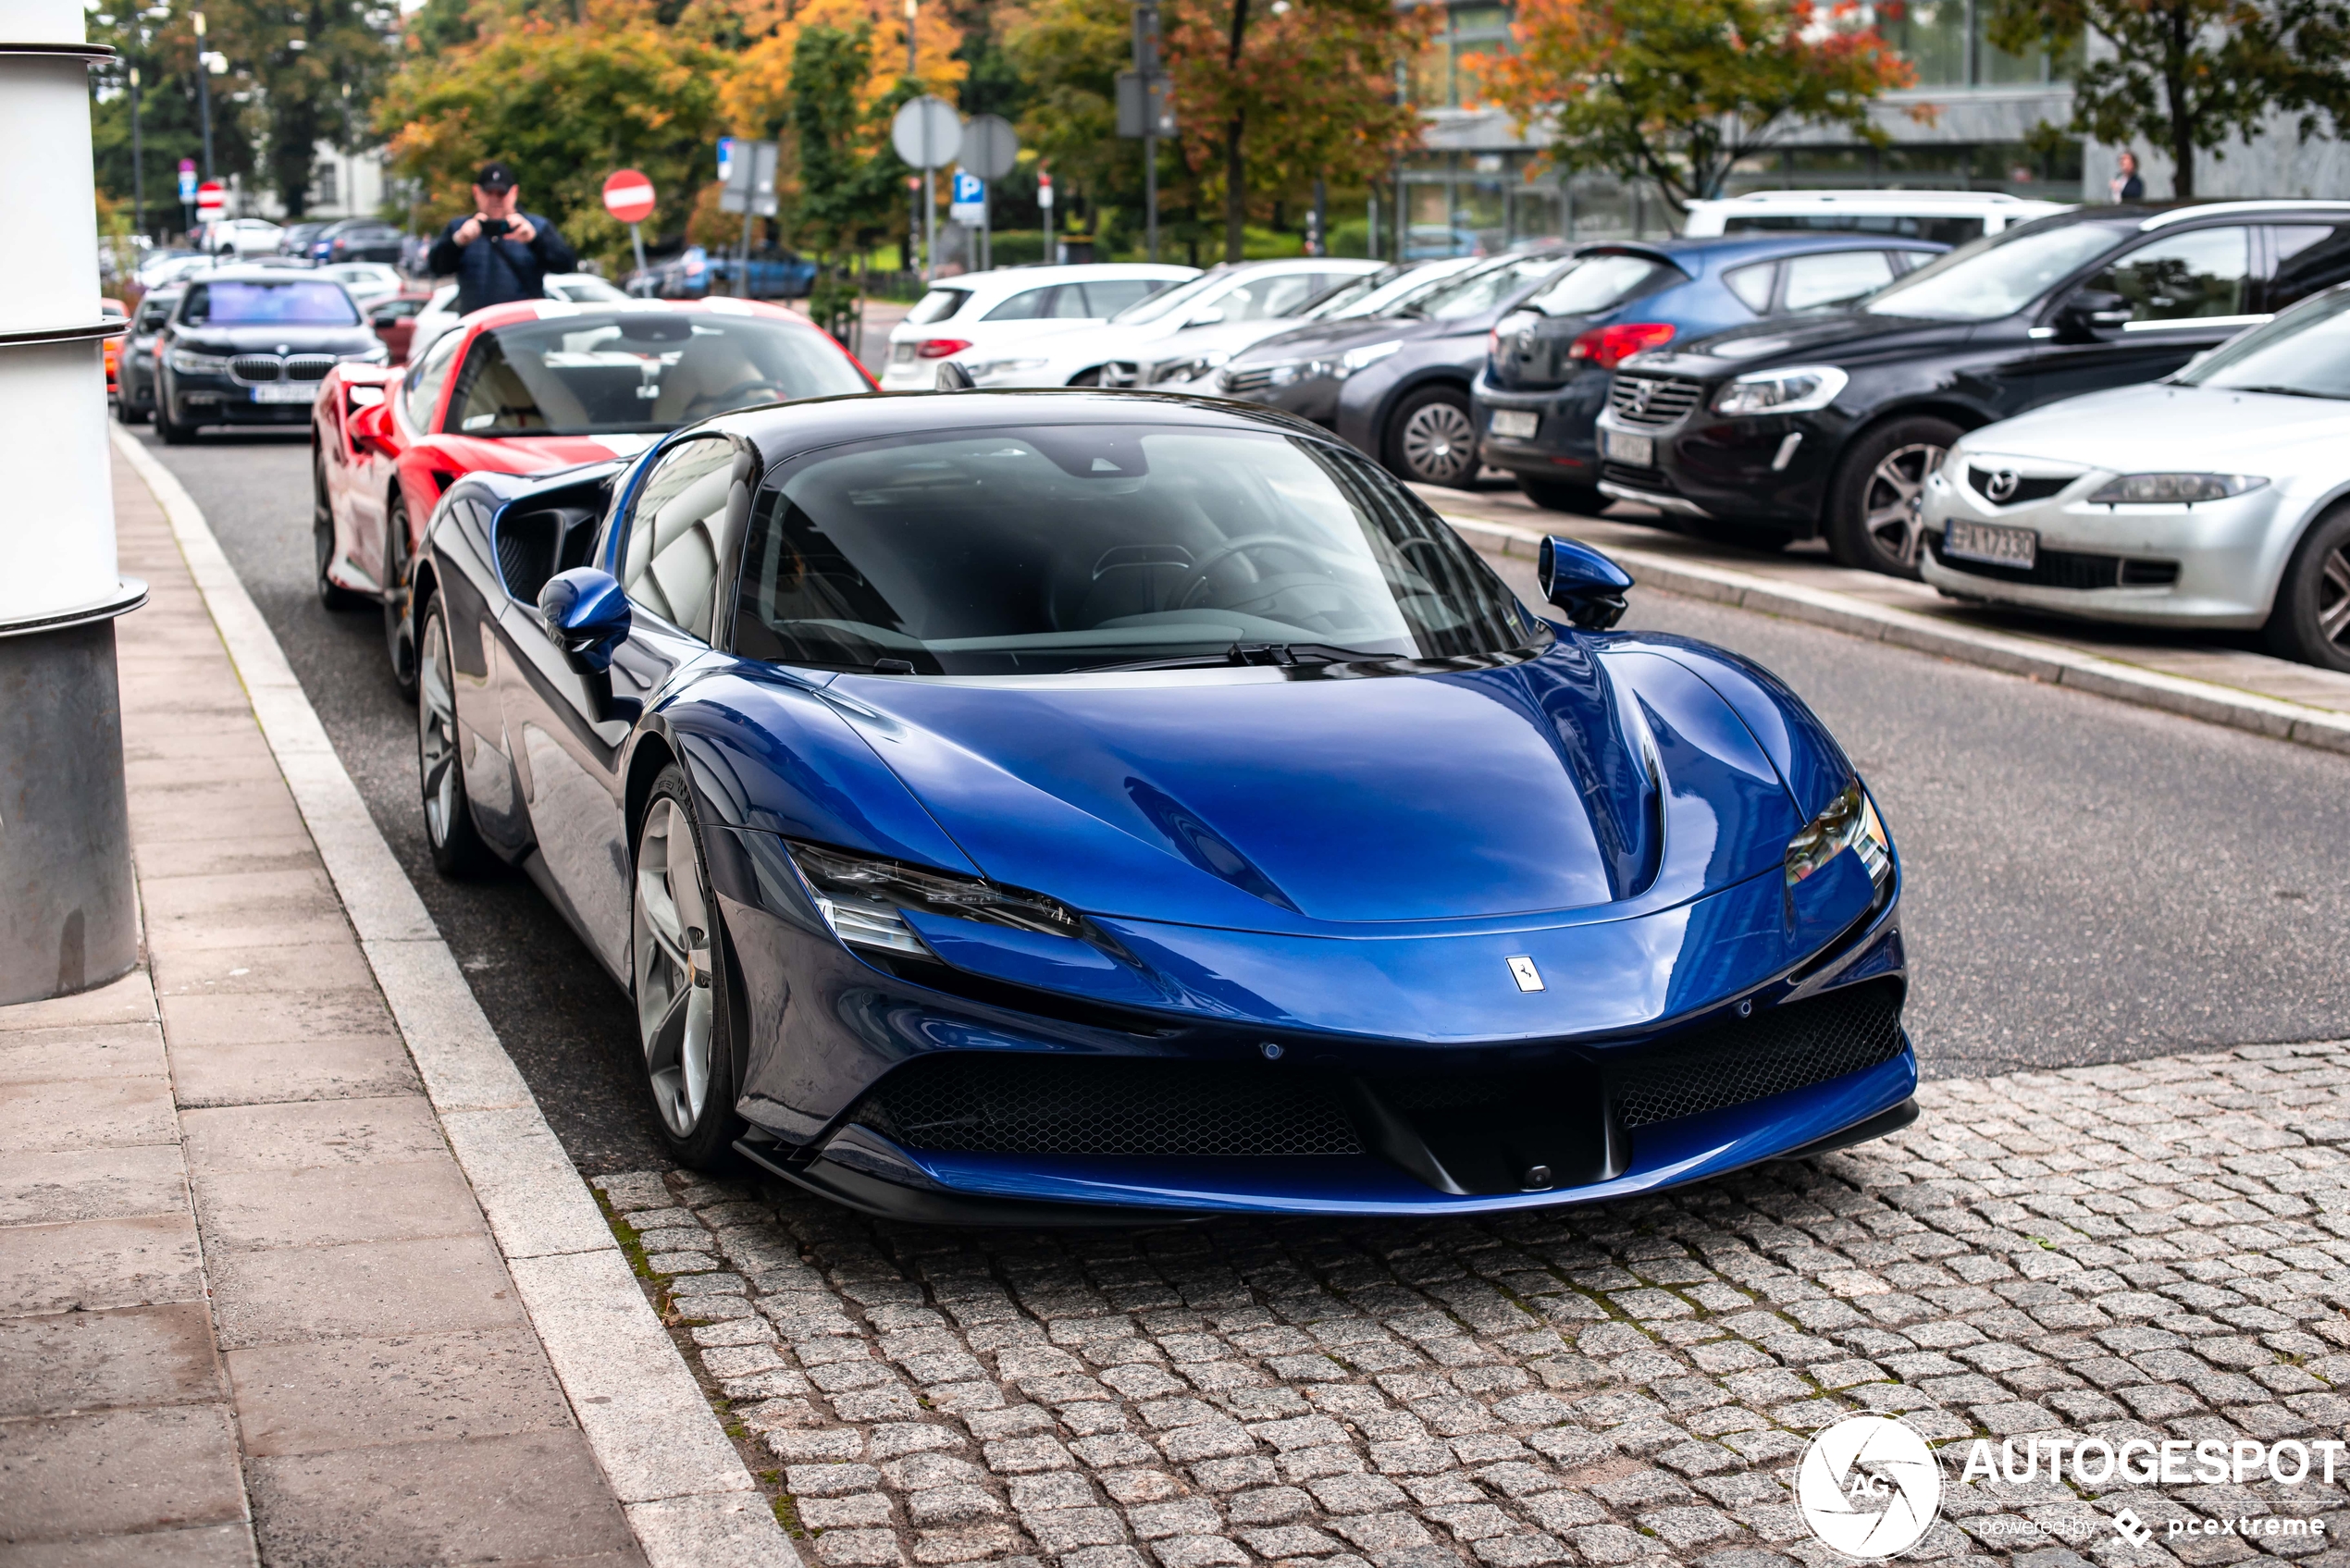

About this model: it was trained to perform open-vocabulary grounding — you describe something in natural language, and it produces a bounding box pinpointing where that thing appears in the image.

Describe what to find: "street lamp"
[129,62,144,239]
[192,8,213,180]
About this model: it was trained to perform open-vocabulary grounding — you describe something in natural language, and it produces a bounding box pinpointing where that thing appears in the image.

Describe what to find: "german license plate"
[1601,427,1653,467]
[1944,519,2037,570]
[250,382,313,404]
[1489,409,1539,439]
[890,342,916,364]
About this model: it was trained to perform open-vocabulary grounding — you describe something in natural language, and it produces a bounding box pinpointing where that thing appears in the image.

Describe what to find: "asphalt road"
[132,424,2350,1175]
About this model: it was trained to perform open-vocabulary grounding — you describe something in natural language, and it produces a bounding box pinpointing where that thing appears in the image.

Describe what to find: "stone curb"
[112,428,800,1568]
[1445,512,2350,756]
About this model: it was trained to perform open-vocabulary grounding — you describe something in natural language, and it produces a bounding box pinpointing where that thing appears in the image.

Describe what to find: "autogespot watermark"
[1795,1416,2341,1560]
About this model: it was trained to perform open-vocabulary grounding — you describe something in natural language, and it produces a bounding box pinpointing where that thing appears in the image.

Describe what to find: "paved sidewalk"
[0,449,644,1565]
[1420,485,2350,725]
[598,1043,2350,1568]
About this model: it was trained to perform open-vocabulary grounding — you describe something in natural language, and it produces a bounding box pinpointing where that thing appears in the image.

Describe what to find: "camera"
[478,216,510,238]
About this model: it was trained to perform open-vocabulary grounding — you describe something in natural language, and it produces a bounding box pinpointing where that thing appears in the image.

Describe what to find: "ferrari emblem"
[1507,956,1543,993]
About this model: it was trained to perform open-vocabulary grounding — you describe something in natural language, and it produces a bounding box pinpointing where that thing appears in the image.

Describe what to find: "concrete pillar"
[0,0,146,1003]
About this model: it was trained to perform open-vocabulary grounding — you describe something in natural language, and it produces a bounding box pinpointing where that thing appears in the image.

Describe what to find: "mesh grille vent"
[1613,982,1903,1130]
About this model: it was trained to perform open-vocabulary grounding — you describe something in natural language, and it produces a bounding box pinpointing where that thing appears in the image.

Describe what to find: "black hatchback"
[1594,201,2350,573]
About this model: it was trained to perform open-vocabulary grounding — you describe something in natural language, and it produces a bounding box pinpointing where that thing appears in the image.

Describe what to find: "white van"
[1680,190,2071,247]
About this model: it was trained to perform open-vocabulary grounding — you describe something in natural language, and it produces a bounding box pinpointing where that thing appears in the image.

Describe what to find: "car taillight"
[915,338,972,359]
[1568,322,1676,370]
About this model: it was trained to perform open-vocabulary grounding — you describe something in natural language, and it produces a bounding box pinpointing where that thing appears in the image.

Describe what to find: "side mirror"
[371,309,398,329]
[2055,289,2132,342]
[346,397,394,452]
[538,568,632,675]
[1538,536,1633,630]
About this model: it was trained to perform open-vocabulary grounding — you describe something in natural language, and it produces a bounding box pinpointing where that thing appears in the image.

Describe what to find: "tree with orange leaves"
[1465,0,1921,215]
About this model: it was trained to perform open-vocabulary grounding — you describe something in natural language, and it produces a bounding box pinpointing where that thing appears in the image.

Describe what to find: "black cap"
[475,160,517,193]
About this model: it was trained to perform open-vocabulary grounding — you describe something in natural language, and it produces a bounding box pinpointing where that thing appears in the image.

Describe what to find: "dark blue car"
[1476,234,1947,528]
[411,389,1912,1221]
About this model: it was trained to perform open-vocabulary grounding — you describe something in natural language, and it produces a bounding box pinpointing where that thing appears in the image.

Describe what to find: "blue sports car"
[410,389,1912,1222]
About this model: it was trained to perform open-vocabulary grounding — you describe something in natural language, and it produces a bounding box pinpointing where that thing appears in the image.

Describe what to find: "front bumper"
[707,819,1912,1220]
[1918,463,2292,627]
[1593,397,1840,531]
[169,373,322,425]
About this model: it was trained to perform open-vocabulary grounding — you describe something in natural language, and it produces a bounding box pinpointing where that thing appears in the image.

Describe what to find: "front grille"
[286,354,339,382]
[1219,365,1277,395]
[856,1055,1364,1156]
[230,354,283,382]
[1608,375,1702,426]
[1929,534,2180,591]
[1966,467,2073,506]
[1613,982,1904,1129]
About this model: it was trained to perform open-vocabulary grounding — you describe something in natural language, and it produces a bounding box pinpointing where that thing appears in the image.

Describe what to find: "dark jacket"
[2111,173,2146,202]
[427,213,578,315]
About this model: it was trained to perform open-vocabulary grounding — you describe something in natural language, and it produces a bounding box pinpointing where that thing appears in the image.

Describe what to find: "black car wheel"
[315,451,364,611]
[632,765,747,1170]
[155,396,198,445]
[1517,476,1607,515]
[384,497,418,699]
[1387,386,1479,488]
[2266,504,2350,672]
[416,592,495,877]
[1825,416,1961,577]
[114,388,147,426]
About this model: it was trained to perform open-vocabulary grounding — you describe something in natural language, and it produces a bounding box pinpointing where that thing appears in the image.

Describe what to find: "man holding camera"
[427,161,579,316]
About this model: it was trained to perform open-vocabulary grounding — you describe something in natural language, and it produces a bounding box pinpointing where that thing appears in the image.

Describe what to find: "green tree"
[208,0,399,217]
[1466,0,1918,213]
[377,0,728,265]
[999,0,1138,244]
[789,20,897,334]
[1983,0,2350,199]
[86,10,257,229]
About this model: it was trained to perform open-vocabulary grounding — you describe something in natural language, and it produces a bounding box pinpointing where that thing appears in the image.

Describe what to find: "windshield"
[444,312,868,436]
[2176,289,2350,398]
[1861,223,2124,321]
[181,280,360,327]
[1409,254,1572,321]
[733,424,1546,676]
[1108,271,1228,325]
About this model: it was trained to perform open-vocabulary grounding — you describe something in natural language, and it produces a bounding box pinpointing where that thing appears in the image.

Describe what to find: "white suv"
[879,264,1198,389]
[1680,190,2071,247]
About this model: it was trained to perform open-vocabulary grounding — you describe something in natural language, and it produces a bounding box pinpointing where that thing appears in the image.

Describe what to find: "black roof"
[715,389,1341,466]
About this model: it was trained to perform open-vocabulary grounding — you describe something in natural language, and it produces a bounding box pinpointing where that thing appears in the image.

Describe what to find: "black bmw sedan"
[1594,201,2350,573]
[155,268,386,443]
[1213,249,1575,488]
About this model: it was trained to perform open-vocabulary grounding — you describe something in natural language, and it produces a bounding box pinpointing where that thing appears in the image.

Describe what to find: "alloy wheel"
[1860,441,1944,570]
[2319,544,2350,652]
[417,607,462,849]
[633,797,715,1139]
[1401,401,1477,485]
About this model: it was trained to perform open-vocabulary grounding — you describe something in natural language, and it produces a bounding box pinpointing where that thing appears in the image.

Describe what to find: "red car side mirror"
[347,398,396,455]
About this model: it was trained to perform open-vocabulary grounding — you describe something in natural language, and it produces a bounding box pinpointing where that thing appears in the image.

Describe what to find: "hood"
[174,323,379,355]
[1141,317,1312,365]
[808,641,1803,932]
[1649,309,1973,377]
[1234,315,1447,365]
[422,431,661,474]
[1959,381,2350,471]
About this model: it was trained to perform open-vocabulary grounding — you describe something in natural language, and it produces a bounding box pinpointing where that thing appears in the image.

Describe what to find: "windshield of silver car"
[2175,289,2350,398]
[733,425,1550,675]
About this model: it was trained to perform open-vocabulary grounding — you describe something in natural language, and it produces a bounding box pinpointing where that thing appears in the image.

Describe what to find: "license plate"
[250,382,313,404]
[1489,409,1539,439]
[1601,427,1654,467]
[1944,519,2038,570]
[890,342,916,364]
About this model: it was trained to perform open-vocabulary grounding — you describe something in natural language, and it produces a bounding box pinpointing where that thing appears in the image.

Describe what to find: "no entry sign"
[602,169,655,226]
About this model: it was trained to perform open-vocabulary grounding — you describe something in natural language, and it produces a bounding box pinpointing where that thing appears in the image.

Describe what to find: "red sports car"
[312,296,875,693]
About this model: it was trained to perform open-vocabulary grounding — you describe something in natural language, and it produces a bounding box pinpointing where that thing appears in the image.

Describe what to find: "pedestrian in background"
[2109,151,2146,204]
[428,160,577,315]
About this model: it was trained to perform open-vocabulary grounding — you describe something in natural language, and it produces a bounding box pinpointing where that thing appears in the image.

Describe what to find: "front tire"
[2266,505,2350,671]
[1386,385,1479,488]
[1824,416,1960,577]
[1517,476,1607,515]
[155,396,197,445]
[384,497,418,700]
[416,594,494,877]
[632,768,746,1170]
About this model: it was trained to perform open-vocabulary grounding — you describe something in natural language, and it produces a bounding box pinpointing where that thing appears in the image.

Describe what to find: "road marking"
[111,427,799,1568]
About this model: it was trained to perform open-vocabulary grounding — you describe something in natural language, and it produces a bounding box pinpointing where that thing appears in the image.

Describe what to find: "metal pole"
[192,10,213,180]
[922,167,934,284]
[129,64,144,240]
[630,221,648,278]
[1137,0,1158,264]
[1041,170,1054,264]
[739,209,755,298]
[905,0,917,74]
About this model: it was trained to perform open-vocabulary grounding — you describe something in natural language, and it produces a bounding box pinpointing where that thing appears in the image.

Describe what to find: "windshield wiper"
[2227,383,2350,401]
[1076,641,1393,673]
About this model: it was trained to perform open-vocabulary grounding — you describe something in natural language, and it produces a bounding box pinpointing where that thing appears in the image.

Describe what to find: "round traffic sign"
[959,114,1019,180]
[602,168,656,225]
[195,180,224,214]
[890,95,962,171]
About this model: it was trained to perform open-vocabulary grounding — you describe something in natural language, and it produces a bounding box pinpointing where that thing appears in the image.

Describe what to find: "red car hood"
[423,431,662,475]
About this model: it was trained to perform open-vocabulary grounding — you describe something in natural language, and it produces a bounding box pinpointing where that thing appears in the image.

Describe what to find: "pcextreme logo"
[1797,1415,1943,1560]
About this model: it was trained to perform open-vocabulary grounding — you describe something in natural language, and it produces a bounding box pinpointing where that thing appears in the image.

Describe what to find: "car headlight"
[1713,364,1849,416]
[785,841,1088,960]
[2087,472,2268,505]
[168,348,229,374]
[968,357,1049,379]
[1155,350,1232,385]
[1785,782,1890,891]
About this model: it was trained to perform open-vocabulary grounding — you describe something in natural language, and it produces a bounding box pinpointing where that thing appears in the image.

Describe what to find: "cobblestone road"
[594,1041,2350,1568]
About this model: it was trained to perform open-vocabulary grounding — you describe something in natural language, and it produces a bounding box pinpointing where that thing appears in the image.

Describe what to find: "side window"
[619,438,737,642]
[1723,262,1777,313]
[982,287,1058,321]
[1080,279,1158,317]
[1780,250,1897,311]
[2268,223,2350,309]
[2089,228,2252,324]
[1047,287,1098,318]
[404,328,463,430]
[1220,274,1320,322]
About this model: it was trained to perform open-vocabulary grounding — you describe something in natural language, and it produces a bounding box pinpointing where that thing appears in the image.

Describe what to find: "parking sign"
[949,171,985,225]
